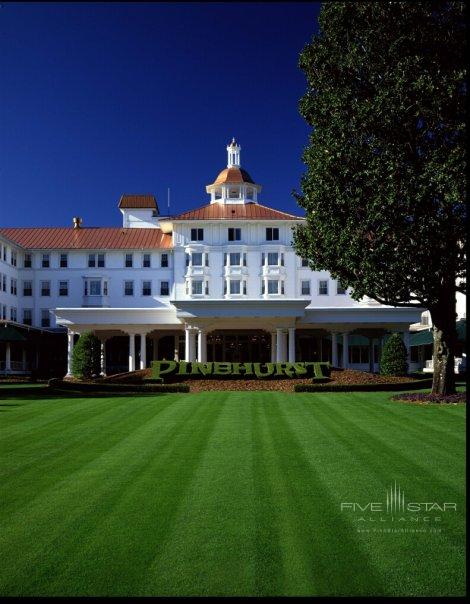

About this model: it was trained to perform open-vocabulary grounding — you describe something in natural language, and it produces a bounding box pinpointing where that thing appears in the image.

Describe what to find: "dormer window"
[229,188,239,199]
[246,187,254,200]
[215,188,222,200]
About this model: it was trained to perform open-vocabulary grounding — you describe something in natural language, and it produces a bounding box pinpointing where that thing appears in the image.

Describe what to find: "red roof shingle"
[172,202,303,221]
[118,194,158,210]
[0,227,172,250]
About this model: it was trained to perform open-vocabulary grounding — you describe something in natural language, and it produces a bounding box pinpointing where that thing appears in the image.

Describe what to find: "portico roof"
[170,299,310,319]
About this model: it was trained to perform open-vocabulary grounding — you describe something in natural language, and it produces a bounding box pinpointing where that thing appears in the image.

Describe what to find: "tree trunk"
[430,298,457,395]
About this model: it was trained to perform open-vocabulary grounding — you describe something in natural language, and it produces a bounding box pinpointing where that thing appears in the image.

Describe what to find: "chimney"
[73,217,82,229]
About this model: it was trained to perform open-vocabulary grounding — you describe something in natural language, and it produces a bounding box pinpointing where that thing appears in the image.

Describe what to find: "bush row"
[48,379,189,393]
[294,379,434,392]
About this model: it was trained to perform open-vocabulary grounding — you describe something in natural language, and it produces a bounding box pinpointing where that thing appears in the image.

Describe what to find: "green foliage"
[380,334,409,376]
[294,378,432,392]
[71,332,101,379]
[294,2,466,309]
[49,379,189,393]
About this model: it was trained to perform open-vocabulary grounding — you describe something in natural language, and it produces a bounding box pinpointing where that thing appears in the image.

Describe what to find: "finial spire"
[227,138,241,168]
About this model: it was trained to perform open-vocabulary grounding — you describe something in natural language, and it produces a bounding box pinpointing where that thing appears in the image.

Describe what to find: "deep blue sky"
[0,2,321,227]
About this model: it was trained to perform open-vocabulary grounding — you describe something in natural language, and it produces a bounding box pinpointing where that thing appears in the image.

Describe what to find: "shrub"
[48,379,189,394]
[71,332,101,379]
[380,333,408,376]
[294,379,433,392]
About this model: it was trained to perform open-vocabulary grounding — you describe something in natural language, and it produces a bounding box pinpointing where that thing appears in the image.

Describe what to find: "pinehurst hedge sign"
[151,360,331,381]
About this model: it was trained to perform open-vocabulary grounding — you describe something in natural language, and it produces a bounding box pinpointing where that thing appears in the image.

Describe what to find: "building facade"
[1,140,425,376]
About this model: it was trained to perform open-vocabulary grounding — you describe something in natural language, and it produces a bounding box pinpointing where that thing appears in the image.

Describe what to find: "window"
[161,253,168,268]
[160,281,169,296]
[230,280,241,294]
[319,280,329,295]
[40,280,50,296]
[191,280,203,295]
[23,280,32,296]
[85,280,102,296]
[246,188,254,200]
[23,309,32,326]
[192,252,203,266]
[228,187,239,199]
[24,253,32,268]
[215,188,222,200]
[60,253,68,268]
[301,280,311,295]
[228,228,241,241]
[42,253,50,268]
[266,227,279,241]
[142,280,152,296]
[336,282,346,295]
[268,279,279,294]
[59,281,68,296]
[2,304,6,320]
[301,257,309,267]
[125,253,133,268]
[205,281,209,295]
[124,280,134,296]
[143,254,151,268]
[10,307,17,322]
[10,278,17,295]
[97,254,105,268]
[2,246,6,261]
[2,274,6,292]
[41,309,50,328]
[88,254,96,268]
[229,252,241,266]
[190,228,204,241]
[267,252,279,266]
[11,251,17,267]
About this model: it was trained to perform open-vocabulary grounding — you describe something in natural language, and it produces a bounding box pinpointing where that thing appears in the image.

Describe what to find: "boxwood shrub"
[48,379,189,394]
[294,379,433,392]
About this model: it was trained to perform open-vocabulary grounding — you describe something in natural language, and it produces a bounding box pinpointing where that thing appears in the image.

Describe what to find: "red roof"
[172,202,303,221]
[212,167,255,185]
[118,194,158,210]
[0,227,172,250]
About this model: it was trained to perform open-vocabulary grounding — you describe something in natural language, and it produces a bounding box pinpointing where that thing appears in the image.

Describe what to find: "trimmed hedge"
[48,379,189,394]
[380,333,408,376]
[71,332,101,379]
[294,379,433,392]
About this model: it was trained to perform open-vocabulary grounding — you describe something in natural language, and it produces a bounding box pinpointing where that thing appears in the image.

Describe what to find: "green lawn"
[0,389,465,596]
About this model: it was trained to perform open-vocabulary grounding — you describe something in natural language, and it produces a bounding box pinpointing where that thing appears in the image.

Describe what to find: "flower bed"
[391,392,466,405]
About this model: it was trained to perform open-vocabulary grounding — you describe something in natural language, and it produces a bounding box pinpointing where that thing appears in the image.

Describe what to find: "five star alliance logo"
[340,481,457,521]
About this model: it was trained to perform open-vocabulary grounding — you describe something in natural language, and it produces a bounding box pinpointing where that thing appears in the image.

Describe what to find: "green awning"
[410,329,433,347]
[0,325,27,342]
[410,319,466,347]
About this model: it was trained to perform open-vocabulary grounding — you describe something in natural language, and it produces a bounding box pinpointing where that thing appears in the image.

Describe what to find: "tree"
[294,1,466,394]
[380,334,408,376]
[71,332,101,379]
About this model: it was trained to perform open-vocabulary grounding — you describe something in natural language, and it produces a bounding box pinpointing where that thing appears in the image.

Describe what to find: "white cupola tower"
[227,138,241,167]
[206,139,262,205]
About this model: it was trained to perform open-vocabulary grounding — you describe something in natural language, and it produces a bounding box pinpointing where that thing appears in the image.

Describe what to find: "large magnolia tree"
[294,1,466,394]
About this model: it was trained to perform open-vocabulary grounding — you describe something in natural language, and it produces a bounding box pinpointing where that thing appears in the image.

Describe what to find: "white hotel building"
[0,140,423,377]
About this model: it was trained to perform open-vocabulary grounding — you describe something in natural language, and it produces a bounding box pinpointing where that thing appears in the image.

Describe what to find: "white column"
[140,333,147,370]
[276,328,285,362]
[128,333,136,372]
[100,338,107,376]
[270,332,276,363]
[66,331,74,376]
[189,330,197,362]
[288,328,296,363]
[185,327,191,362]
[342,332,349,369]
[5,342,11,372]
[331,332,338,367]
[263,276,268,298]
[225,277,230,297]
[197,329,207,362]
[402,330,411,367]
